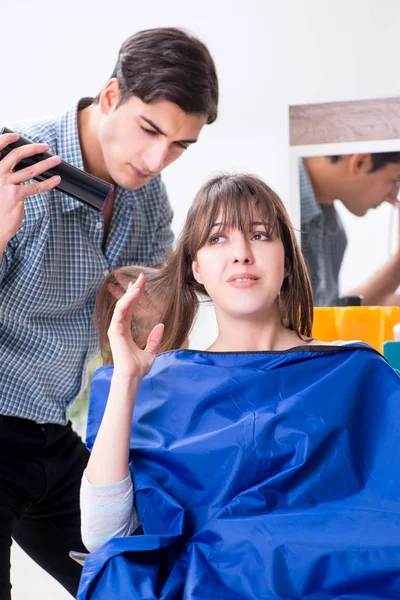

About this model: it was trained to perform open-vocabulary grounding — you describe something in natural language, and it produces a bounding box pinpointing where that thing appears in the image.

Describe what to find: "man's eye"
[141,127,157,136]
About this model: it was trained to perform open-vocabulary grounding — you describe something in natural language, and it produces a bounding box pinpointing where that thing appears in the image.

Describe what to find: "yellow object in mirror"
[312,306,400,352]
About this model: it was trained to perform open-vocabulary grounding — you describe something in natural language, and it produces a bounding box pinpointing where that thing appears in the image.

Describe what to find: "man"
[0,27,218,598]
[300,153,400,306]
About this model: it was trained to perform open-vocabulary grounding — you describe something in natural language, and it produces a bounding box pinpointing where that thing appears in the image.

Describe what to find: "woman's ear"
[192,260,203,284]
[284,257,291,279]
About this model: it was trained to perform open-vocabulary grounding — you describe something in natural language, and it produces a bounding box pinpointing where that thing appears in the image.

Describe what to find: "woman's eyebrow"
[211,221,266,228]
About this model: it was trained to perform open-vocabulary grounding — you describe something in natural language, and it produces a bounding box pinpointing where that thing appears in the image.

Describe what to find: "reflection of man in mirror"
[300,153,400,306]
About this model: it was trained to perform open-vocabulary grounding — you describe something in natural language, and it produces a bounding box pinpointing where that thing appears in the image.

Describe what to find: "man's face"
[98,83,207,190]
[341,157,400,217]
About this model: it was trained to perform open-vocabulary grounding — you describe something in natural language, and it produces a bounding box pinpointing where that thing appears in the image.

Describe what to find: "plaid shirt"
[0,99,174,424]
[300,159,347,306]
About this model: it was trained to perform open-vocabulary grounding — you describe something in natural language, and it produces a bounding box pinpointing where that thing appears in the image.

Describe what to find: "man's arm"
[345,249,400,305]
[0,131,61,269]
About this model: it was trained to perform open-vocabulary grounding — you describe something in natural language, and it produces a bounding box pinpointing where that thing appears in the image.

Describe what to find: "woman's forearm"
[85,373,141,485]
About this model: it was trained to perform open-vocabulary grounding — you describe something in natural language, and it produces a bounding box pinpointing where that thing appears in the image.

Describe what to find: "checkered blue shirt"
[0,99,174,424]
[299,159,348,306]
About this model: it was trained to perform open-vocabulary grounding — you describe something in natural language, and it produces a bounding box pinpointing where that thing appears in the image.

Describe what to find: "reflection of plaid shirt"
[300,159,347,307]
[0,99,173,424]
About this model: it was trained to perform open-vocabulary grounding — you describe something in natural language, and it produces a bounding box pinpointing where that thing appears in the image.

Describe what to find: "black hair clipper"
[0,126,113,211]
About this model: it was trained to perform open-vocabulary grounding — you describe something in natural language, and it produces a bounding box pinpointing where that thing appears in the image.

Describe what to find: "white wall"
[2,0,400,596]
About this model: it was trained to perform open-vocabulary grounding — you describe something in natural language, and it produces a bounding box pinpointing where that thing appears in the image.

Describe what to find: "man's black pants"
[0,415,90,599]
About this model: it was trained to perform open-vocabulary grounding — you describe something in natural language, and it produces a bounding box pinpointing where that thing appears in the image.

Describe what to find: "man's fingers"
[20,176,61,198]
[144,323,164,355]
[0,132,20,151]
[11,154,62,185]
[0,142,51,174]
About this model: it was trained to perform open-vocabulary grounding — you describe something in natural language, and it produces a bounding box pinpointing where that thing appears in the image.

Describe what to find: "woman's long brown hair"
[94,174,314,363]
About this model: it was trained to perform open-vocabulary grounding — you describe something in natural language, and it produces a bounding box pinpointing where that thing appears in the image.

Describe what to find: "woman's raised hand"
[107,273,164,381]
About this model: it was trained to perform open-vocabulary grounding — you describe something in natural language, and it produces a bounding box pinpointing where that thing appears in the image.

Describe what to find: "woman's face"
[192,210,286,322]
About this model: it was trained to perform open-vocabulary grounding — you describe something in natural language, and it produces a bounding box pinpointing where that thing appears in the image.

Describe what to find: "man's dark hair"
[330,152,400,173]
[94,27,218,124]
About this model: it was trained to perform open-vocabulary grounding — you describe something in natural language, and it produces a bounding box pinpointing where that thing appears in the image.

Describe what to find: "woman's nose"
[232,239,254,264]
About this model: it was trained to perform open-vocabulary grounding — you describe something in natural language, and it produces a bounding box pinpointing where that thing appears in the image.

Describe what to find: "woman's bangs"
[194,191,278,252]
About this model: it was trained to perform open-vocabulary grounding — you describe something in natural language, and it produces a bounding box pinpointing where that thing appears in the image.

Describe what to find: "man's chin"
[113,173,154,191]
[350,206,368,217]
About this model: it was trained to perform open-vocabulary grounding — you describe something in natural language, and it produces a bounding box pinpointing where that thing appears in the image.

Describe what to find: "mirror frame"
[288,96,400,235]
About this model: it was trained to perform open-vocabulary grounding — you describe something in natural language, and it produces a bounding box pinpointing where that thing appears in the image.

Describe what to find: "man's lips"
[130,165,151,180]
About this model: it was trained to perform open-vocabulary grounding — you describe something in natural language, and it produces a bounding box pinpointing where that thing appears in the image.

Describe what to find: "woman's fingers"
[133,272,145,291]
[109,273,147,332]
[107,272,145,301]
[107,282,124,301]
[109,285,141,335]
[145,323,164,355]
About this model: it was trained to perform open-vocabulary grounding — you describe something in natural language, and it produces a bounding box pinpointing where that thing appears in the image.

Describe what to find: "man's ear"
[99,78,121,115]
[192,260,203,285]
[348,153,371,177]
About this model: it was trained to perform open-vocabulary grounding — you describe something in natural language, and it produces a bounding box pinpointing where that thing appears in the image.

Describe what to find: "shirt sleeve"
[147,179,174,266]
[80,471,140,553]
[0,239,17,285]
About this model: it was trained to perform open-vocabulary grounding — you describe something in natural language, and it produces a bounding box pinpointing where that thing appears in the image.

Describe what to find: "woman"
[78,174,400,600]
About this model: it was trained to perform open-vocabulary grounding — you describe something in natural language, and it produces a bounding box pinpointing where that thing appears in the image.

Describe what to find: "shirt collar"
[57,98,147,213]
[57,98,95,213]
[299,158,322,225]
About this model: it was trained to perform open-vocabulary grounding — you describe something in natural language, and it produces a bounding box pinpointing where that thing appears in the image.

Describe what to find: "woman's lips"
[228,279,259,289]
[227,274,260,289]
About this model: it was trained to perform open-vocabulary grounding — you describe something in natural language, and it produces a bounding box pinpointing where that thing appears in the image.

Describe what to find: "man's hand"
[0,132,62,249]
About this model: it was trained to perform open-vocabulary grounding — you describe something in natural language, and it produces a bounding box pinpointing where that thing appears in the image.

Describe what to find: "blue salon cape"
[78,344,400,599]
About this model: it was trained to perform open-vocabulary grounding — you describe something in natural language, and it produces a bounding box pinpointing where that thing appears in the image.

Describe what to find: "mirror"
[289,97,400,306]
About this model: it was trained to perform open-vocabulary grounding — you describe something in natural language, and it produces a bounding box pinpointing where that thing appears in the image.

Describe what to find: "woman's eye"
[252,231,269,241]
[209,235,224,245]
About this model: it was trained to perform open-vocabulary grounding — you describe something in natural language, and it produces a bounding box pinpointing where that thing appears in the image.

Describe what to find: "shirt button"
[95,221,102,230]
[104,270,110,277]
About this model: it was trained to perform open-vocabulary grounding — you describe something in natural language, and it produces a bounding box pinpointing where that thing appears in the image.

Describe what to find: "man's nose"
[386,184,400,205]
[142,143,168,173]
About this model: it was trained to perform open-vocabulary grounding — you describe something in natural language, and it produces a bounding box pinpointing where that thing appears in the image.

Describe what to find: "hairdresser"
[300,153,400,306]
[0,27,218,599]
